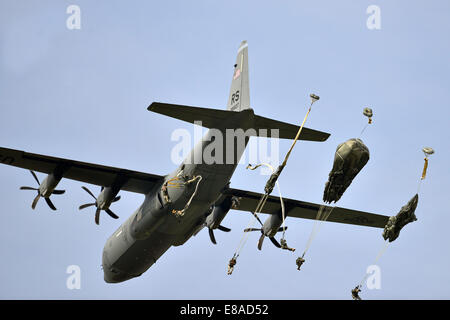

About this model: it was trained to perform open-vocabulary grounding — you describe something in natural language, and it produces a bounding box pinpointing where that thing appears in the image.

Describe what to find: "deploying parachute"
[298,109,373,271]
[323,138,370,203]
[381,147,433,243]
[227,94,320,275]
[353,145,434,299]
[383,194,419,242]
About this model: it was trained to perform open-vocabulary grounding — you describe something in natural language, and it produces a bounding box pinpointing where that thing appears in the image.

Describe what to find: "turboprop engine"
[79,186,121,225]
[204,196,239,244]
[244,212,287,250]
[20,170,65,210]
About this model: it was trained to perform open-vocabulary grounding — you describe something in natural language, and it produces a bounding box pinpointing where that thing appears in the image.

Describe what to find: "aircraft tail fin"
[148,41,330,142]
[227,41,250,112]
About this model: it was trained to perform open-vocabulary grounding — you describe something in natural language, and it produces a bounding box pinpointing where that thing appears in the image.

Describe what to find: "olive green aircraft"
[0,41,389,283]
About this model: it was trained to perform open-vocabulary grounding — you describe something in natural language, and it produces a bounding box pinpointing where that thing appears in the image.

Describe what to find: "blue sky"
[0,0,449,299]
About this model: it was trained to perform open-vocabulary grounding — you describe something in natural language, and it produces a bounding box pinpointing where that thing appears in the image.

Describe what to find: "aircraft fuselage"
[102,109,255,283]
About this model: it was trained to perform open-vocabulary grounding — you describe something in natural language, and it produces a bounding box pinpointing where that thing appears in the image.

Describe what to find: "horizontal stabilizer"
[254,115,329,142]
[148,102,330,142]
[149,102,228,128]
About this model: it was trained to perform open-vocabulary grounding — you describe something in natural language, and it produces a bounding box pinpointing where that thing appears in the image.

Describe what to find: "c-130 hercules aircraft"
[0,41,389,283]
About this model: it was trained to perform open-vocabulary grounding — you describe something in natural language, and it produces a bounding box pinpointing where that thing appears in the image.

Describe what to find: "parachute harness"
[227,94,319,275]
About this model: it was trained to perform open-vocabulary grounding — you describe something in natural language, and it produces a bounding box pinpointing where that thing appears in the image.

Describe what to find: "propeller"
[20,170,65,210]
[207,224,231,245]
[243,212,287,250]
[79,186,120,225]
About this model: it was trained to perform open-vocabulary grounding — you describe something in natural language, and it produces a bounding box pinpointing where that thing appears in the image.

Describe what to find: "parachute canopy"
[323,138,370,203]
[422,147,434,156]
[363,107,373,118]
[382,194,418,242]
[363,107,373,124]
[310,93,320,103]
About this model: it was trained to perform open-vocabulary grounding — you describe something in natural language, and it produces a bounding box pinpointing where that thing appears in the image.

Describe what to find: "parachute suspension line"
[228,94,320,275]
[227,193,269,275]
[303,206,325,255]
[375,240,390,263]
[313,206,334,239]
[263,102,315,252]
[301,205,334,257]
[353,148,433,295]
[277,182,287,241]
[263,94,319,197]
[357,241,390,289]
[417,178,423,194]
[281,99,314,168]
[295,205,334,271]
[233,192,269,255]
[246,163,288,242]
[359,123,369,138]
[359,107,373,138]
[231,164,276,267]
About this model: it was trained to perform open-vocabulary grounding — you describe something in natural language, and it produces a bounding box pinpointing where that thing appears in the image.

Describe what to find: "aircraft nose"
[103,265,134,283]
[102,252,134,283]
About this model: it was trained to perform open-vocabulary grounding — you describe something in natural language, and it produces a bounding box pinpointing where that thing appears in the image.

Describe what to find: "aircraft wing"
[224,188,389,229]
[0,147,164,194]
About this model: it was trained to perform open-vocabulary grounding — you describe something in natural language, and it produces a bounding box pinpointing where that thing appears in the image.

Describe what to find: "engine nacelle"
[205,196,234,229]
[39,173,62,197]
[96,187,119,210]
[262,213,283,237]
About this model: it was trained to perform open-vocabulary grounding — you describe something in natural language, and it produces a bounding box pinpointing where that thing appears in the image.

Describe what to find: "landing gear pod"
[383,194,418,242]
[323,138,370,203]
